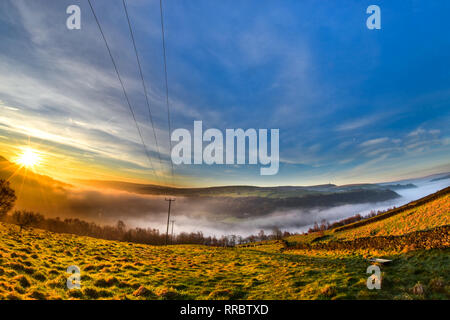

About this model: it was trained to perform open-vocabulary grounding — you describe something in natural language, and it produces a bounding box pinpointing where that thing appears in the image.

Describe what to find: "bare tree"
[271,227,283,240]
[258,229,267,241]
[12,211,43,232]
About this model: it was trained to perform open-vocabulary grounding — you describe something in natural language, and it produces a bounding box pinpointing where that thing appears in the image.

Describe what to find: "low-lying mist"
[13,175,450,237]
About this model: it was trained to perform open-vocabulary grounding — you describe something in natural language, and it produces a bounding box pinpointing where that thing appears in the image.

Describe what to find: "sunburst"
[15,147,42,169]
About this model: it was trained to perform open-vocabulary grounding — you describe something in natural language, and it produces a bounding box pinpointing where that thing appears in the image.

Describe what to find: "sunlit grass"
[0,222,448,300]
[336,194,450,240]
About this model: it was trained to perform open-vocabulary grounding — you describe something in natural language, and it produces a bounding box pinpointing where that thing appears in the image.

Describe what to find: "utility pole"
[165,198,175,245]
[170,220,175,245]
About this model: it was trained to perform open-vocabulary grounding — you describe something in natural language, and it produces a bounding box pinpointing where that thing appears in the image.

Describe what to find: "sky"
[0,0,449,187]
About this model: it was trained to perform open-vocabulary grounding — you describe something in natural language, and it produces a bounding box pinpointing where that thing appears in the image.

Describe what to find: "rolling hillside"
[285,186,450,247]
[0,221,448,300]
[336,193,449,241]
[0,187,448,300]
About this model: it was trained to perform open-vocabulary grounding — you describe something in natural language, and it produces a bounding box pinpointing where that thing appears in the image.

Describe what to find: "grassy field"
[285,190,450,245]
[0,189,448,300]
[0,221,448,300]
[336,193,450,240]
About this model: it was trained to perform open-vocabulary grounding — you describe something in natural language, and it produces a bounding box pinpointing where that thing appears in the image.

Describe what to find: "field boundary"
[286,225,450,251]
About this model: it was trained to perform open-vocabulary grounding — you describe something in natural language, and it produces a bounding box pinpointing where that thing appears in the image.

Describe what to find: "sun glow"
[15,147,42,169]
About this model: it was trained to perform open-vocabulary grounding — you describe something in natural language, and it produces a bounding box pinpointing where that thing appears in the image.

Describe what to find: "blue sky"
[0,0,449,186]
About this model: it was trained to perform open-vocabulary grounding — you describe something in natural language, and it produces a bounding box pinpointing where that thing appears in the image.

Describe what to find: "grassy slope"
[285,188,450,245]
[0,188,448,300]
[0,221,448,300]
[336,193,449,240]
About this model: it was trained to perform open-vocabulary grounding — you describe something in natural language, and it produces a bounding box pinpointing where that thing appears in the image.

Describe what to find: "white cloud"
[360,137,389,147]
[336,115,379,131]
[408,128,426,137]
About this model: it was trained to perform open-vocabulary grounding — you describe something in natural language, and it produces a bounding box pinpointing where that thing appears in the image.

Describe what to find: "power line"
[122,0,165,179]
[159,0,174,183]
[87,0,160,184]
[159,1,177,240]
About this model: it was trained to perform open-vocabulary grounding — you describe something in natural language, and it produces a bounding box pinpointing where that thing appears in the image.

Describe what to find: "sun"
[15,148,42,169]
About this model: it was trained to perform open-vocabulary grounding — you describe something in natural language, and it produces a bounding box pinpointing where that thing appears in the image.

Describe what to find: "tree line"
[0,179,293,246]
[307,208,396,234]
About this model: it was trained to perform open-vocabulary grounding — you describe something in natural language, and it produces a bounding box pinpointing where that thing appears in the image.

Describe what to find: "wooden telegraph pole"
[170,220,175,244]
[165,198,175,245]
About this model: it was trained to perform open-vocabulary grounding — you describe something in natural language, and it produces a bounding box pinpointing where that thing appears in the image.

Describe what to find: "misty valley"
[1,155,448,237]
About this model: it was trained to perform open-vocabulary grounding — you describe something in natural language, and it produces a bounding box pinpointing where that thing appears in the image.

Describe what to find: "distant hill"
[77,179,403,199]
[75,179,402,216]
[378,183,417,190]
[431,174,450,182]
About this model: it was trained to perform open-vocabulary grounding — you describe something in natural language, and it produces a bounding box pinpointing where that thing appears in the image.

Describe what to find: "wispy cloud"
[360,137,390,147]
[336,115,381,131]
